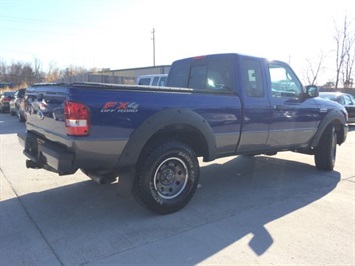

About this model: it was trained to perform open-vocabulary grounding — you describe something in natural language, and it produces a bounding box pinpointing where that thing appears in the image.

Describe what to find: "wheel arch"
[118,108,217,170]
[311,109,347,148]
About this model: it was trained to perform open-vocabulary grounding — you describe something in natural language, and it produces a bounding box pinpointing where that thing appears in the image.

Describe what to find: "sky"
[0,0,354,84]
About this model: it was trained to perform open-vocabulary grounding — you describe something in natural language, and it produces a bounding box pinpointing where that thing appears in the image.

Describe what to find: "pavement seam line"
[344,176,355,183]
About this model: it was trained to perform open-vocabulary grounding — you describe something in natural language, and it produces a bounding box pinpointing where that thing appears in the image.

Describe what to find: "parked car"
[319,92,355,123]
[0,91,15,113]
[136,74,168,86]
[10,88,26,121]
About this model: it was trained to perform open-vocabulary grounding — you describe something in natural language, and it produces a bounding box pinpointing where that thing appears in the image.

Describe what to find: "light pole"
[152,28,156,66]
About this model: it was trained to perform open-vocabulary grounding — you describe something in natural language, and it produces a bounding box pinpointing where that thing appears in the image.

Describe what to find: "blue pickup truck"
[18,53,349,214]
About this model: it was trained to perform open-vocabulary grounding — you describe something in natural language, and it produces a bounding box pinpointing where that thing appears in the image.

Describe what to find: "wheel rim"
[153,157,188,199]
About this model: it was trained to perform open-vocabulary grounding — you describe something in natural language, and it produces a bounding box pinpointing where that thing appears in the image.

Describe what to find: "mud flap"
[117,168,136,197]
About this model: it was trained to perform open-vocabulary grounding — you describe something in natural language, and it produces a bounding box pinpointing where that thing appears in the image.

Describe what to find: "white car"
[136,74,168,86]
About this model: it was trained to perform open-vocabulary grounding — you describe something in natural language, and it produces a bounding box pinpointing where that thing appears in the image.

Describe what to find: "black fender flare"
[311,109,347,148]
[116,108,216,196]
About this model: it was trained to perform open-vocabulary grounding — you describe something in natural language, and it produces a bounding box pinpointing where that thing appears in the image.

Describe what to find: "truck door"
[266,62,318,148]
[236,59,271,153]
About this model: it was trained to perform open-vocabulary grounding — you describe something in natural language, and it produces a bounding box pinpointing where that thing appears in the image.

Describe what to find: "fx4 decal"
[101,101,139,113]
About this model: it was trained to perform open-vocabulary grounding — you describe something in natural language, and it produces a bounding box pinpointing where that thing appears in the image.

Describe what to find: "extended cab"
[18,53,348,214]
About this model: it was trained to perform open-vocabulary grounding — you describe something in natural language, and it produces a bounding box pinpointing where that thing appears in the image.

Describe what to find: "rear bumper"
[18,130,128,176]
[18,131,77,175]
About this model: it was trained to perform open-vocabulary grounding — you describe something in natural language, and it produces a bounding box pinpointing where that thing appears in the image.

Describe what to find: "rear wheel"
[315,125,337,171]
[132,140,200,214]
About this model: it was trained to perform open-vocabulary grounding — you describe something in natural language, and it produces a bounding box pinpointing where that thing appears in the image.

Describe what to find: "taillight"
[3,97,10,102]
[64,100,90,136]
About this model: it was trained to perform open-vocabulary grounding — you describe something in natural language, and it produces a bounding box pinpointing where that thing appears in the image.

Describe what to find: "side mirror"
[306,85,319,98]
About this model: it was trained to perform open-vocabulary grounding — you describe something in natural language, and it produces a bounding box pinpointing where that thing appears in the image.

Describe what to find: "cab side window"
[269,63,302,98]
[242,59,264,97]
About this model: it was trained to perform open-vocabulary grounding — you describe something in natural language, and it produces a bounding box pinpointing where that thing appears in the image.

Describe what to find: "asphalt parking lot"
[0,113,354,265]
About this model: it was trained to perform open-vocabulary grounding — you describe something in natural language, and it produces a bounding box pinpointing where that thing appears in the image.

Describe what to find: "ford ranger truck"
[18,53,349,214]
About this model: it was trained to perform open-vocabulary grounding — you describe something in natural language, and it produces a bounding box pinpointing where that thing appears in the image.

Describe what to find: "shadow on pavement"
[0,113,25,135]
[0,155,340,265]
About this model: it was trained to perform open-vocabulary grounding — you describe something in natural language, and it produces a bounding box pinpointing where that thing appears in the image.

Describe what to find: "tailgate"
[25,84,68,137]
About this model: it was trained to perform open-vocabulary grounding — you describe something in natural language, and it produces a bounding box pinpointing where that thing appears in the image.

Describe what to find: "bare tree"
[0,60,8,81]
[1,60,91,87]
[33,57,45,83]
[334,15,355,89]
[9,61,27,86]
[61,65,87,78]
[22,63,34,84]
[343,34,355,88]
[303,51,326,86]
[46,61,61,82]
[0,60,46,88]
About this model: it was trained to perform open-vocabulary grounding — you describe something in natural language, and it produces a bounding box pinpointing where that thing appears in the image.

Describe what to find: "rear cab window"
[168,56,233,93]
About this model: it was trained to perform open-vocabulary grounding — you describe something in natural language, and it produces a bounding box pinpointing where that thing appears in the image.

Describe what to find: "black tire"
[132,140,200,214]
[314,125,337,171]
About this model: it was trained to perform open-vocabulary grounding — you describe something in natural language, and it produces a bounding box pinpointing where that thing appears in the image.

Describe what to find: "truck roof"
[173,53,287,66]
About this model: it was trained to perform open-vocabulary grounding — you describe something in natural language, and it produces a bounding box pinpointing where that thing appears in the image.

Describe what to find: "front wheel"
[132,140,200,214]
[315,125,337,171]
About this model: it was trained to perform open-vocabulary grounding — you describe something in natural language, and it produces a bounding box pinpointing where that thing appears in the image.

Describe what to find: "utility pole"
[151,27,156,66]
